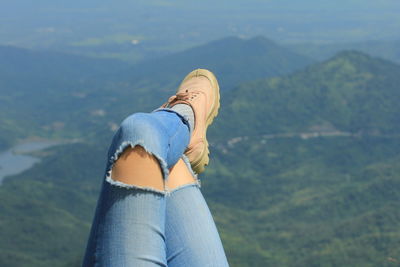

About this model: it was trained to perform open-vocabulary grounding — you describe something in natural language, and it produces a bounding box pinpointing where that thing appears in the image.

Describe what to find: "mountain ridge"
[212,50,400,139]
[0,45,130,85]
[1,47,400,266]
[0,36,313,150]
[125,36,313,90]
[288,39,400,64]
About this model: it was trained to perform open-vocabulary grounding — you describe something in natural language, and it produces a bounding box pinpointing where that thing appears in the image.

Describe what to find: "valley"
[0,36,399,266]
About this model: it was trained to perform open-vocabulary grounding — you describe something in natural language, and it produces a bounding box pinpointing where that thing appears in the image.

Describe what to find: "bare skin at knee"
[167,159,197,190]
[111,146,164,191]
[112,147,196,191]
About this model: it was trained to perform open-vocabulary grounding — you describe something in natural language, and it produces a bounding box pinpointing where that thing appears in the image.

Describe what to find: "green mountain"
[0,45,130,150]
[288,40,400,65]
[204,136,400,266]
[126,36,313,90]
[213,51,400,139]
[1,45,400,266]
[0,143,105,267]
[0,45,129,82]
[206,52,400,265]
[0,37,312,150]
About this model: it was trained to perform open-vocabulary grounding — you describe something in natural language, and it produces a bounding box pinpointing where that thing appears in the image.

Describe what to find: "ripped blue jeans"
[82,109,229,267]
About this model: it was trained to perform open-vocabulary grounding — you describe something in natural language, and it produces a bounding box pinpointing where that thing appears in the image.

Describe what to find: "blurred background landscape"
[0,0,399,266]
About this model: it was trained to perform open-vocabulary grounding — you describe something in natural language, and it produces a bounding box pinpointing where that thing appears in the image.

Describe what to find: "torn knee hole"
[105,175,168,195]
[108,143,166,192]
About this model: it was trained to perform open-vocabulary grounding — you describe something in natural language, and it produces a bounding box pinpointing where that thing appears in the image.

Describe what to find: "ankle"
[170,104,195,134]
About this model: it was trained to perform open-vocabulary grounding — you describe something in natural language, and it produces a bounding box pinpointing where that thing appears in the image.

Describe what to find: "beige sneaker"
[162,69,220,174]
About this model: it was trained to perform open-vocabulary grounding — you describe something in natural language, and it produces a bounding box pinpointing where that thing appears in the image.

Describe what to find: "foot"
[162,69,220,174]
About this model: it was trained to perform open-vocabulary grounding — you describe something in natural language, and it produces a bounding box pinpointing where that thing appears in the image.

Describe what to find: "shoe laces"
[167,90,203,104]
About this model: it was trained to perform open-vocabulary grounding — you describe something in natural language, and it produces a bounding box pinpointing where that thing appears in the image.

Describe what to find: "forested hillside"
[124,36,313,89]
[0,45,129,150]
[0,37,312,150]
[0,40,399,266]
[213,51,400,139]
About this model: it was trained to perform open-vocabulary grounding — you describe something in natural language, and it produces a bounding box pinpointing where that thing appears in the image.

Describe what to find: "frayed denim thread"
[105,148,200,196]
[105,141,170,196]
[181,154,200,186]
[104,143,200,196]
[104,110,197,196]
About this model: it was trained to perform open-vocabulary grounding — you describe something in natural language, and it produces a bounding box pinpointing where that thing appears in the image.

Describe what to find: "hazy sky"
[1,0,399,50]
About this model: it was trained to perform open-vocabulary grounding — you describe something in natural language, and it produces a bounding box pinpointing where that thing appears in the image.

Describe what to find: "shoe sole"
[179,69,220,173]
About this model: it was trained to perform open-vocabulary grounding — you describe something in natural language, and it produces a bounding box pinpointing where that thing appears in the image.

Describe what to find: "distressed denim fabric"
[82,110,229,267]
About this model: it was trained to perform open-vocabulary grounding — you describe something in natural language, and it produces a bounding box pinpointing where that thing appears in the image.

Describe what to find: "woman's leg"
[82,110,190,267]
[83,68,224,266]
[165,160,230,267]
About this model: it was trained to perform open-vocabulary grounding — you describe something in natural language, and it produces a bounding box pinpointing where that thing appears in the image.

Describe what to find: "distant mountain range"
[288,39,400,64]
[125,36,313,90]
[0,45,129,82]
[0,45,132,149]
[1,0,399,53]
[0,36,312,150]
[1,36,400,266]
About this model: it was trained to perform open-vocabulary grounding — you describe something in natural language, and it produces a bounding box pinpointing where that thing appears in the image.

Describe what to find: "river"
[0,140,60,185]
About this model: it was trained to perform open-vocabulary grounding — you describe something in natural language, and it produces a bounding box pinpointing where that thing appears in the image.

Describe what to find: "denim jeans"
[82,109,229,266]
